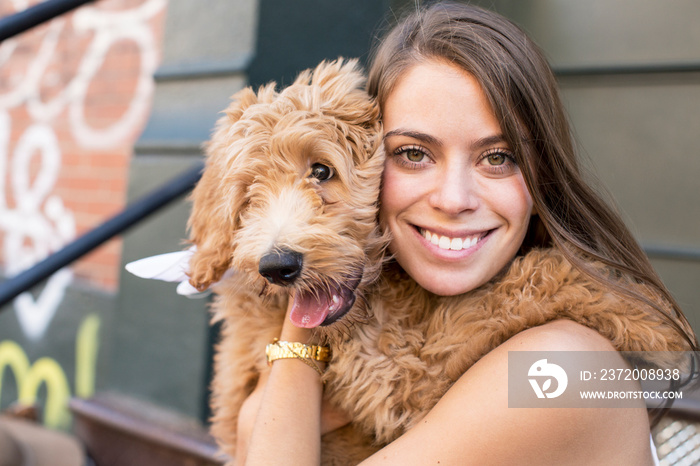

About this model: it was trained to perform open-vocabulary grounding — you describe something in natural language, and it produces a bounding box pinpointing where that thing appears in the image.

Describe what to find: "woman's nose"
[428,166,479,215]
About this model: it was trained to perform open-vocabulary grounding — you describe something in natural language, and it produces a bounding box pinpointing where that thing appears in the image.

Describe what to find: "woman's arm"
[237,369,351,464]
[243,311,325,465]
[359,320,654,466]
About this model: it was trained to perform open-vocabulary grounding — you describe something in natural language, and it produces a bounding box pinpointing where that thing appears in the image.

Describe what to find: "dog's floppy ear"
[187,85,273,290]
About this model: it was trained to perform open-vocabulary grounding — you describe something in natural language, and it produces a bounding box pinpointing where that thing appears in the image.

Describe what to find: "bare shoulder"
[505,318,618,352]
[361,319,654,465]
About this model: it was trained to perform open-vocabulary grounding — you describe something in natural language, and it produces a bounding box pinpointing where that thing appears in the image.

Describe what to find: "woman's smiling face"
[380,59,534,296]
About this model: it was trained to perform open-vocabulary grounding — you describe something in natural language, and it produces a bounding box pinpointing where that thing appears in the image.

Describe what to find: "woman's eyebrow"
[384,130,508,150]
[471,134,508,150]
[383,129,443,146]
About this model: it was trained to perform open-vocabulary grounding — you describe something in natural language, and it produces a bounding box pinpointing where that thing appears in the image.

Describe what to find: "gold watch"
[266,339,331,365]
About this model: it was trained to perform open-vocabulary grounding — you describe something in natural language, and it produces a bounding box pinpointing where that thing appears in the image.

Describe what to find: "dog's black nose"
[259,249,303,285]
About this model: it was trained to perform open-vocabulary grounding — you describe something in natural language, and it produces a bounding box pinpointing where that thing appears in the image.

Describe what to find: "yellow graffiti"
[0,340,29,396]
[0,341,70,427]
[0,313,100,428]
[75,314,100,398]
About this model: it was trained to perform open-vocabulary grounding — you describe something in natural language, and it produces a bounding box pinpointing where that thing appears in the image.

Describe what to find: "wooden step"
[70,393,228,466]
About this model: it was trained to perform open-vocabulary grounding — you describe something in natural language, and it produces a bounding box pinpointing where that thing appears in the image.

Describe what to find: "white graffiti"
[0,0,165,340]
[0,112,75,340]
[0,0,165,148]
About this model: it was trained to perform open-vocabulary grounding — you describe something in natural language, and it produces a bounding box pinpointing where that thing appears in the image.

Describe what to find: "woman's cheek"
[381,164,421,209]
[506,176,534,225]
[379,165,401,220]
[483,175,533,224]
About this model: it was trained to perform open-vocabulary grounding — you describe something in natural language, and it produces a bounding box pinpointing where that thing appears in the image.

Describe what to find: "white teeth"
[438,236,451,249]
[420,228,484,251]
[329,294,340,311]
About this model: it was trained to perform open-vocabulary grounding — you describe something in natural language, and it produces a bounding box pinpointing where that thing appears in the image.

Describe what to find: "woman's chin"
[409,269,486,296]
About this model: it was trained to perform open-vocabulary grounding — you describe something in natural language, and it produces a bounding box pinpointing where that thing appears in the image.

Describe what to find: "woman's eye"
[405,149,425,163]
[479,149,516,174]
[391,145,432,169]
[310,163,334,181]
[486,153,506,165]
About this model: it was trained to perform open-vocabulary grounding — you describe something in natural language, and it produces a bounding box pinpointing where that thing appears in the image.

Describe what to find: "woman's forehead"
[382,60,503,144]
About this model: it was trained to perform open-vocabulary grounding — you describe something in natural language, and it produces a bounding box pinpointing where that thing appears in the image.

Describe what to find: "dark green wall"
[248,0,390,88]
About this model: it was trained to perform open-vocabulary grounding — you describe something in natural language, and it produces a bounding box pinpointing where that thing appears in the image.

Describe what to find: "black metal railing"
[0,0,95,42]
[0,162,203,308]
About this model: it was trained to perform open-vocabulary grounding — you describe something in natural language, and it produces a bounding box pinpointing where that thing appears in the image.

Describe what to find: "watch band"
[266,339,331,365]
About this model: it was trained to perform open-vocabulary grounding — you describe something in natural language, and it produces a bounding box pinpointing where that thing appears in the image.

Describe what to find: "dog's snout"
[259,249,303,285]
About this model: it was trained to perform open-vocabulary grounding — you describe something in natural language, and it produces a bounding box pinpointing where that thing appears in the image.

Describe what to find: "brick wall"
[0,0,167,293]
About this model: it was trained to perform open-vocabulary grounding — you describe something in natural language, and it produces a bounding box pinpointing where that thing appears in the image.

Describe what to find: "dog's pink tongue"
[289,289,331,328]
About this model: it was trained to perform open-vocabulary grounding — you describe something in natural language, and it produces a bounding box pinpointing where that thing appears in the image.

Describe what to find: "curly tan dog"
[187,59,387,464]
[186,60,688,465]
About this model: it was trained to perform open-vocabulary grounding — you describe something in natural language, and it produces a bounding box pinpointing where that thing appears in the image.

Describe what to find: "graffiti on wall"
[0,314,100,428]
[0,0,166,339]
[0,0,166,423]
[0,0,164,148]
[0,111,75,340]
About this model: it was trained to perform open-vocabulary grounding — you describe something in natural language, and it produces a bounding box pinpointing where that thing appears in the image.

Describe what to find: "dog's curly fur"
[187,59,690,465]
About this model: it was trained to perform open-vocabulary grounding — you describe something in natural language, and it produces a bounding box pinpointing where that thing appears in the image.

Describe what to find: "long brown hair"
[368,2,697,350]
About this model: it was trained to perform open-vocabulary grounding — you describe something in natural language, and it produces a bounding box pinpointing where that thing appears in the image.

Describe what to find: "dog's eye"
[310,163,334,182]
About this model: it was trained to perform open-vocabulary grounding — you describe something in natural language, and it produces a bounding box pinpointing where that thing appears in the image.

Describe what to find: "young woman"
[240,3,697,464]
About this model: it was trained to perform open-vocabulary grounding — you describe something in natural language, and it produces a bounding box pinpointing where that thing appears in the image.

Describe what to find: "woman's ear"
[187,86,266,290]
